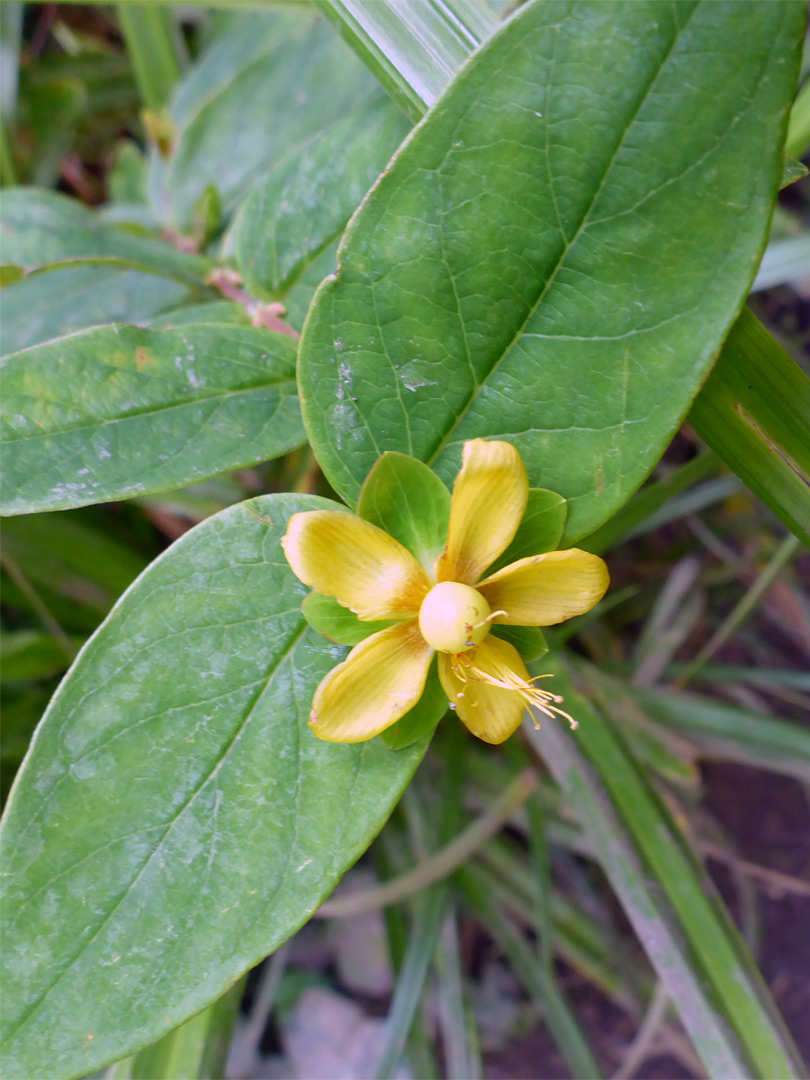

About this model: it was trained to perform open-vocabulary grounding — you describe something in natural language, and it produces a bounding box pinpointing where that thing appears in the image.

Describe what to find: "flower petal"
[438,636,527,745]
[437,440,528,585]
[310,619,434,743]
[282,510,431,620]
[478,549,609,626]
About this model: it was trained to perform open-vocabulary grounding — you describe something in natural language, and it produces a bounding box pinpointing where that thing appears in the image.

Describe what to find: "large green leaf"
[299,0,803,544]
[225,94,410,299]
[0,188,208,282]
[0,266,193,356]
[164,11,385,228]
[1,324,305,515]
[0,493,428,1080]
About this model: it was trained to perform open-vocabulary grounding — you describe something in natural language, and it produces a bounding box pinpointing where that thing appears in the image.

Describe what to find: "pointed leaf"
[490,624,547,663]
[1,324,304,514]
[0,493,428,1080]
[299,0,804,543]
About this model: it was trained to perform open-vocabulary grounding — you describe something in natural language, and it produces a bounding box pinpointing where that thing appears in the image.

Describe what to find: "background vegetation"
[1,3,809,1078]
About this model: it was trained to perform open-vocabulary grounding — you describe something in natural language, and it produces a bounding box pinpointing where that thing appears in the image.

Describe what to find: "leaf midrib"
[1,377,297,447]
[423,1,700,467]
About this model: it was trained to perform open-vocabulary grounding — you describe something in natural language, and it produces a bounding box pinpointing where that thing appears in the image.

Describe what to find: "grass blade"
[688,308,810,547]
[460,865,603,1080]
[116,5,184,112]
[530,657,805,1079]
[315,0,495,119]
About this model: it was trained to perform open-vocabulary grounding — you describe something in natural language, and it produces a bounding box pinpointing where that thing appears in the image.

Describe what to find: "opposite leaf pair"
[282,439,609,745]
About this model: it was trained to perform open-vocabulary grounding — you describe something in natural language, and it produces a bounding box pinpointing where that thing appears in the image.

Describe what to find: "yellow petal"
[438,636,526,744]
[310,619,434,743]
[282,510,431,620]
[437,440,528,585]
[478,549,609,626]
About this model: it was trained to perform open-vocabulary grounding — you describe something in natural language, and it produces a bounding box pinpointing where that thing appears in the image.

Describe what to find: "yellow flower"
[281,440,609,745]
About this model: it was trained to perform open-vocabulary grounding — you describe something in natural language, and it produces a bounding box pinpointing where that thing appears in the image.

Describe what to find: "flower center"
[418,582,492,653]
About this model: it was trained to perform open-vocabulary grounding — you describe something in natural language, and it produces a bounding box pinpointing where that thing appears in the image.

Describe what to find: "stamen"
[463,609,509,648]
[451,651,578,730]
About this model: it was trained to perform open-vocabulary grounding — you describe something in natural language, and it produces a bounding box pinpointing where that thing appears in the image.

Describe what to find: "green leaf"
[785,71,810,158]
[0,188,208,282]
[379,659,447,750]
[108,140,150,208]
[485,489,567,574]
[226,94,410,299]
[299,0,803,544]
[0,265,193,355]
[302,590,393,646]
[581,452,720,554]
[1,324,305,514]
[164,12,387,228]
[357,452,451,571]
[282,242,339,332]
[0,493,428,1080]
[688,308,810,547]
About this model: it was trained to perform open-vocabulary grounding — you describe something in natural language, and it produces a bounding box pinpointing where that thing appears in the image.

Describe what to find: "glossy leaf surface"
[1,324,304,514]
[299,0,803,543]
[0,494,428,1079]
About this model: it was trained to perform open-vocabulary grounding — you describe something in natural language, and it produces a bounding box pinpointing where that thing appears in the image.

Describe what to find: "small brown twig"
[207,268,301,341]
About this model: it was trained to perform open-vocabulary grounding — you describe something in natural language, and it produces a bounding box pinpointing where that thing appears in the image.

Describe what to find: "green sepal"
[490,624,548,664]
[379,657,448,750]
[358,451,451,572]
[301,591,393,646]
[486,489,568,576]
